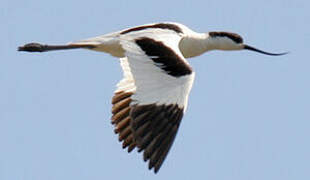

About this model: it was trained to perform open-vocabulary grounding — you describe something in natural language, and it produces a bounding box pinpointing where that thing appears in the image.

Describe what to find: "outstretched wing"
[111,30,195,173]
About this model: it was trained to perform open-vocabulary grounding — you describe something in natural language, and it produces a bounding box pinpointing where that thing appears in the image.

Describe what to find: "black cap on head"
[209,32,243,44]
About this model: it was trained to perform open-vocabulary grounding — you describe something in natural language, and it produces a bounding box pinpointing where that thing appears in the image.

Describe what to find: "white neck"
[179,32,242,58]
[179,33,210,58]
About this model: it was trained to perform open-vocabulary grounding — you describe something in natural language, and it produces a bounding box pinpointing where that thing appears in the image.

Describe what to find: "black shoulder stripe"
[120,23,183,35]
[209,31,243,44]
[135,37,192,77]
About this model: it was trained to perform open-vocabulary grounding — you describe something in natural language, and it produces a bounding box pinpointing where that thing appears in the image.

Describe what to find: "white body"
[69,22,211,109]
[67,22,245,173]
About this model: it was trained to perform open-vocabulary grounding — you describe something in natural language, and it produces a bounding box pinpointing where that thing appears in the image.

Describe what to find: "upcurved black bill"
[244,45,288,56]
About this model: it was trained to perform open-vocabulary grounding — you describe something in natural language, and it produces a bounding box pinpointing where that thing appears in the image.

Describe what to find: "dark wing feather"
[111,94,184,173]
[130,104,184,173]
[111,91,136,152]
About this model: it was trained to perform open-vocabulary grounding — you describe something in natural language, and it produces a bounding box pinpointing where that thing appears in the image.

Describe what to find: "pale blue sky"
[1,0,309,179]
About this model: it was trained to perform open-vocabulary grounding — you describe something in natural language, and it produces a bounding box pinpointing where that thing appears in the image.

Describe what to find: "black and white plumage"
[18,22,287,173]
[111,31,194,172]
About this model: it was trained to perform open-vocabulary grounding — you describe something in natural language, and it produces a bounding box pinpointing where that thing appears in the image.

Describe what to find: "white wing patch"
[118,31,195,111]
[115,57,136,93]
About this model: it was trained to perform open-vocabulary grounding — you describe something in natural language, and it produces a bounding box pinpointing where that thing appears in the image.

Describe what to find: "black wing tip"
[18,43,45,52]
[131,104,184,174]
[154,167,160,174]
[148,163,159,174]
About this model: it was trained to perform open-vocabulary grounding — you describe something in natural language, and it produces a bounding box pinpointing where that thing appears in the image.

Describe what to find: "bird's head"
[208,31,287,56]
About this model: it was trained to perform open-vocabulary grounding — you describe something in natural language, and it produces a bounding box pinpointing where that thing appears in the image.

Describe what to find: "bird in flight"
[18,22,287,173]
